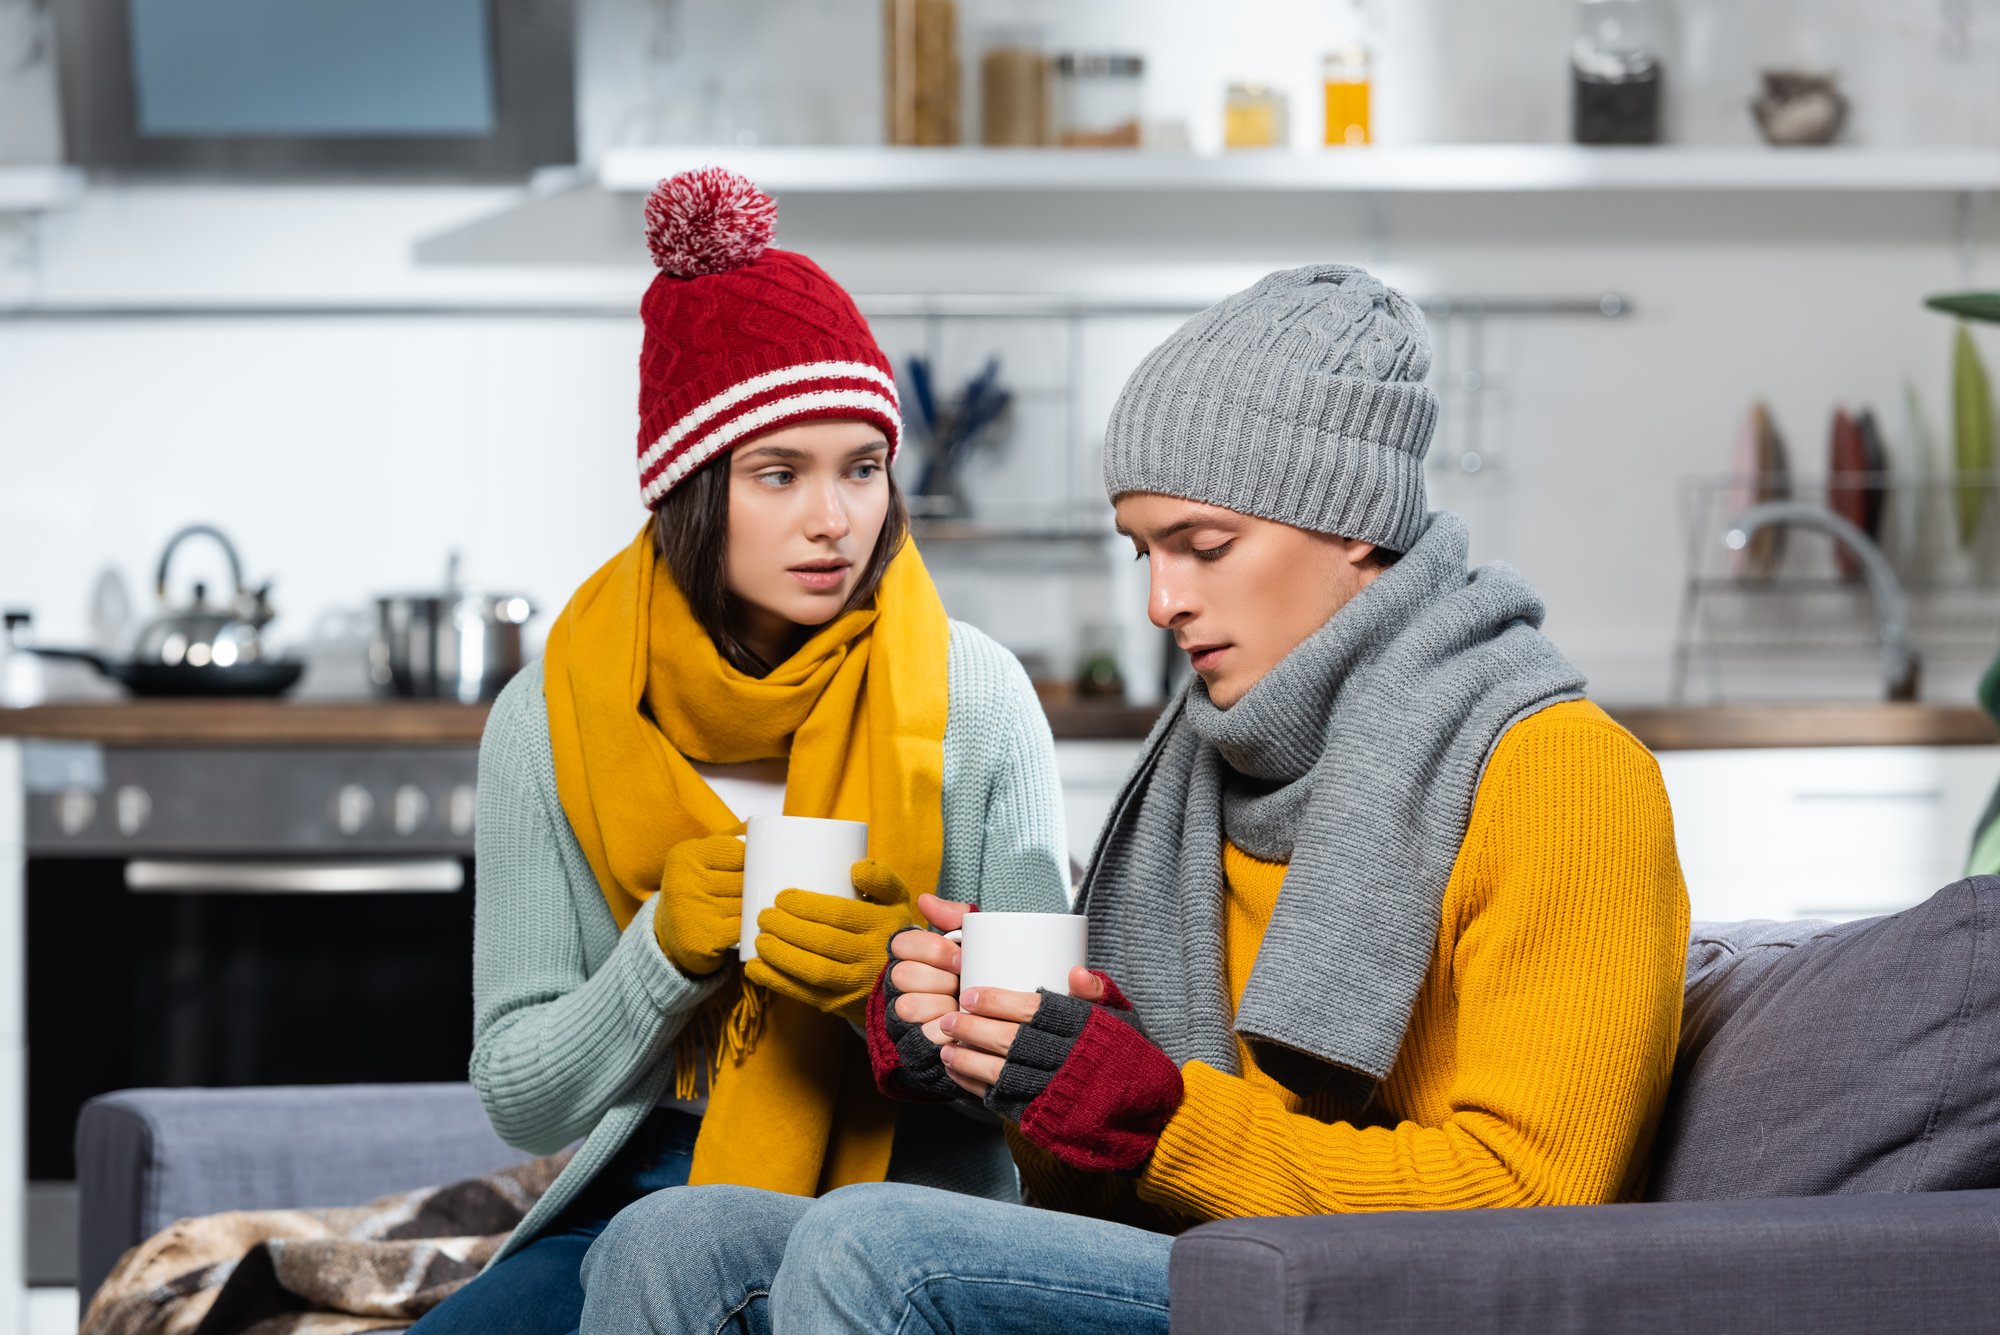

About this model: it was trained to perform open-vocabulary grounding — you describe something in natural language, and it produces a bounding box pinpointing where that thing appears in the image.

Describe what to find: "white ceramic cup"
[946,912,1088,1001]
[738,815,868,962]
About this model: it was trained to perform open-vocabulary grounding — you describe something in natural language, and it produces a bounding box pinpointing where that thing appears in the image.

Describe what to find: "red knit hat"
[635,168,901,509]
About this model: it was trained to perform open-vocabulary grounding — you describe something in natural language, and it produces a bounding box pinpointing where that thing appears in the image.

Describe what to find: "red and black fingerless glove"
[983,972,1185,1174]
[864,929,962,1104]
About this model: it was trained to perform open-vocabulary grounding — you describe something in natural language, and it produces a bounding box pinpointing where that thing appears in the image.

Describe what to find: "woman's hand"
[744,859,914,1027]
[654,832,747,978]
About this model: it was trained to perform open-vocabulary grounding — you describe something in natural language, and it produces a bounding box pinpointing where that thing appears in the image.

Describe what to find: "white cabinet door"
[1053,740,1144,875]
[1654,746,2000,925]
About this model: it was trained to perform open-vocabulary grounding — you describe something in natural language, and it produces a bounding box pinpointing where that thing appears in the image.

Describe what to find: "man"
[588,264,1689,1335]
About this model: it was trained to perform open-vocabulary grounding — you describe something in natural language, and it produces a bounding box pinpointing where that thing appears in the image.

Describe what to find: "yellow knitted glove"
[655,833,746,978]
[744,859,915,1027]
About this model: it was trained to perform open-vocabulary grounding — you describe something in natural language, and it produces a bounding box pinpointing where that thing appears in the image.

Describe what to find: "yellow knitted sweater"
[1012,699,1690,1228]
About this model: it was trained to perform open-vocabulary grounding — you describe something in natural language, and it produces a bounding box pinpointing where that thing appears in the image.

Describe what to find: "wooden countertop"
[0,699,492,746]
[2,697,1996,750]
[1053,703,2000,749]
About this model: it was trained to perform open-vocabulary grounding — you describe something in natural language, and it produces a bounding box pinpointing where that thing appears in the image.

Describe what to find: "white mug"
[738,815,868,962]
[947,912,1088,1001]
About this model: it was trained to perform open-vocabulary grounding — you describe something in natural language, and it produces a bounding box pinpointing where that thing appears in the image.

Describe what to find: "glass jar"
[1224,83,1288,150]
[1322,44,1372,146]
[979,29,1049,146]
[1571,0,1662,145]
[1052,52,1143,148]
[884,0,961,145]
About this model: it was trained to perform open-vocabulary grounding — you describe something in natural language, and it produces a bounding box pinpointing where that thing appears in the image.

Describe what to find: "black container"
[1574,64,1661,144]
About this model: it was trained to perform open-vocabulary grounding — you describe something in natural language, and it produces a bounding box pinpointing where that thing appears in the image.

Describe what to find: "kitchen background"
[2,0,1998,709]
[4,2,2000,1330]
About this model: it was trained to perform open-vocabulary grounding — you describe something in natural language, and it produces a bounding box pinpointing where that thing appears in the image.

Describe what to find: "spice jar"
[1571,0,1662,145]
[980,31,1049,146]
[1322,44,1372,146]
[1224,83,1288,150]
[1052,52,1143,148]
[885,0,960,145]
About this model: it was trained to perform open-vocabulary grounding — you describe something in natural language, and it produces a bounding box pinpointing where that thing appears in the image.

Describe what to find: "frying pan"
[29,646,304,698]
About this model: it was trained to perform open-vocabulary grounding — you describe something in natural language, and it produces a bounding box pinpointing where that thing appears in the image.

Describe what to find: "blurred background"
[2,0,1997,707]
[3,3,2000,1329]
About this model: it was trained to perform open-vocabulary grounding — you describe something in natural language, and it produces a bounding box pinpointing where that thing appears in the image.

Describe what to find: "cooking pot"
[32,524,304,697]
[371,554,534,704]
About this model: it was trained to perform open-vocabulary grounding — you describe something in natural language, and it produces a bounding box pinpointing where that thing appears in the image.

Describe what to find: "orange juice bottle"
[1323,44,1371,146]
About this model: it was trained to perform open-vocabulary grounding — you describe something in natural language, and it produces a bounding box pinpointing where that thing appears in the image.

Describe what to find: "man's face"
[1113,493,1386,708]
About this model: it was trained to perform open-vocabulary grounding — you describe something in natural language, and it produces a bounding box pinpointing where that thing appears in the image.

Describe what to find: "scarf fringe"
[670,978,771,1102]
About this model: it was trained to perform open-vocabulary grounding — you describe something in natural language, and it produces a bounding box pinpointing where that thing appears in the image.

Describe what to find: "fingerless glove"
[984,972,1184,1174]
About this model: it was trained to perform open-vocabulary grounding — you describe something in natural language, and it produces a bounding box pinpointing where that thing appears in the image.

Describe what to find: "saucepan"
[371,554,535,704]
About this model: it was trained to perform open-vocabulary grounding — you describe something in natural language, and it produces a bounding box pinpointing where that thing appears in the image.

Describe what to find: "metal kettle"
[30,524,305,696]
[132,524,278,670]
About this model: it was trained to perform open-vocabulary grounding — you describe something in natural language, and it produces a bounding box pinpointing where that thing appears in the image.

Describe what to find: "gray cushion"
[1650,876,2000,1200]
[75,1083,529,1303]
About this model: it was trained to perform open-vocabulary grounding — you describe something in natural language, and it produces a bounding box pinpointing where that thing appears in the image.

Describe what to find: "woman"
[410,168,1070,1335]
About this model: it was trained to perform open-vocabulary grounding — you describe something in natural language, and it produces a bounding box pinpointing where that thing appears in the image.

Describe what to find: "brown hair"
[650,453,911,676]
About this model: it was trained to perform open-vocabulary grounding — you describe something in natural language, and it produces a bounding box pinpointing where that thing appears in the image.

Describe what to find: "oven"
[15,741,480,1288]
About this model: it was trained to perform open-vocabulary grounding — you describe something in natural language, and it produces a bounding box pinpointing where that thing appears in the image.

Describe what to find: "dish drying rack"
[1670,472,2000,704]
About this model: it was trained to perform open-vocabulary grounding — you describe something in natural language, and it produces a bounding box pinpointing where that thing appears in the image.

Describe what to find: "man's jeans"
[579,1181,1173,1334]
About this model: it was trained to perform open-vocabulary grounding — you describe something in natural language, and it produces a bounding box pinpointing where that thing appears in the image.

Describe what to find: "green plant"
[1926,292,2000,323]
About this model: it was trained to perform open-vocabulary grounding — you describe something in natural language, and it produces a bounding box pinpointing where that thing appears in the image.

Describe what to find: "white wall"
[3,0,1999,705]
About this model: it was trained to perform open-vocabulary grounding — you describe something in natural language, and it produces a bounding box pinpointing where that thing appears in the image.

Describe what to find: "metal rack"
[1671,472,2000,704]
[886,290,1629,538]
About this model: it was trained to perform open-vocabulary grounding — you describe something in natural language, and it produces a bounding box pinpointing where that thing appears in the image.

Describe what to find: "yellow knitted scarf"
[541,523,948,1196]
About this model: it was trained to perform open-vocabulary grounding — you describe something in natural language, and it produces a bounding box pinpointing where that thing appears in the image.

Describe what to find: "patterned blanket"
[81,1152,571,1335]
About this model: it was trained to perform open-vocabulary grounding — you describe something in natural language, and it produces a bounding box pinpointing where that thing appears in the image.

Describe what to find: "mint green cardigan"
[471,620,1071,1262]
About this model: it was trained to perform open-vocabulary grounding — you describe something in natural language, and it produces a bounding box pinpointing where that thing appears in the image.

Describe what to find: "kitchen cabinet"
[1053,740,1143,879]
[1054,738,2000,926]
[1655,747,2000,924]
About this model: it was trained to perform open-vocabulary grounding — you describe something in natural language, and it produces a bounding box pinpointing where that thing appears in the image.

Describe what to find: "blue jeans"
[406,1109,700,1335]
[580,1180,1172,1335]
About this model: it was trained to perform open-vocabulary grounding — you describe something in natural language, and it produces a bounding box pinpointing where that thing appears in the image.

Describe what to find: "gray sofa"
[79,877,2000,1332]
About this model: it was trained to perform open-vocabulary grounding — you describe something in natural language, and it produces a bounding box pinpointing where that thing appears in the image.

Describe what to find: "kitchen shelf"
[598,145,2000,196]
[0,166,84,214]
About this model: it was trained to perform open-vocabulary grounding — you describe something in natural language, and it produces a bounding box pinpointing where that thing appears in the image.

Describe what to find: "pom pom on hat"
[644,166,778,277]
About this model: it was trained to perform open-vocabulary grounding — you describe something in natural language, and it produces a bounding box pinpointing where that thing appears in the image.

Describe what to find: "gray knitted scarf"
[1076,511,1586,1109]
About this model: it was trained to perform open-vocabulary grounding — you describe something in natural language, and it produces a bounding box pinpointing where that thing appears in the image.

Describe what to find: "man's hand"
[864,892,977,1102]
[884,893,974,1044]
[933,966,1109,1097]
[942,969,1184,1174]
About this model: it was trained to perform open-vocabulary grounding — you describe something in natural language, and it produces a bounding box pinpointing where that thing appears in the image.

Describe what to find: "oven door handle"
[124,858,465,894]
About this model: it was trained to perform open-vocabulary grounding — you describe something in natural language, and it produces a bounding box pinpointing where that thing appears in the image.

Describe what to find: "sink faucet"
[1724,501,1920,702]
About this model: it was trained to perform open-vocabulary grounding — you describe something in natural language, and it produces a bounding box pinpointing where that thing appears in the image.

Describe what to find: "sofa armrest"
[1169,1190,2000,1335]
[76,1083,529,1305]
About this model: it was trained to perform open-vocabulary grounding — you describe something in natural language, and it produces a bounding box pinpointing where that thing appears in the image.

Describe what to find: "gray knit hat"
[1102,264,1437,552]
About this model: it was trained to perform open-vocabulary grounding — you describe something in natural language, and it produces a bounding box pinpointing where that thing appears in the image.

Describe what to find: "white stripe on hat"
[637,359,899,479]
[639,385,902,507]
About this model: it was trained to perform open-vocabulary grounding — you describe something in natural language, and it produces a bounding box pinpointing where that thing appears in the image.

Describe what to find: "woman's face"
[725,419,893,658]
